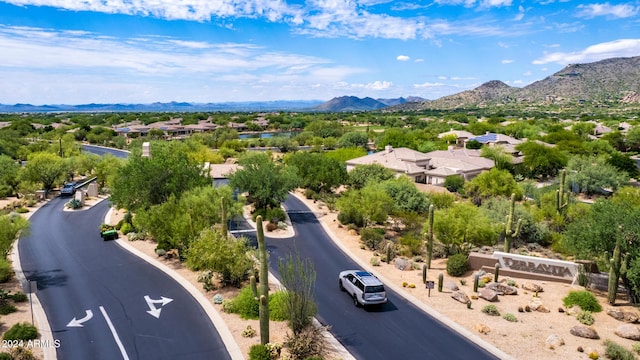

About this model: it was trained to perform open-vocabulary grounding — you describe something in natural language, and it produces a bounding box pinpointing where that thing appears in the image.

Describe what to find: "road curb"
[289,192,514,360]
[11,239,57,360]
[106,207,244,360]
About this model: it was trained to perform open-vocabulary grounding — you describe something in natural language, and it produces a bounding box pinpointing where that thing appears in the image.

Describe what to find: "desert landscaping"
[3,189,640,360]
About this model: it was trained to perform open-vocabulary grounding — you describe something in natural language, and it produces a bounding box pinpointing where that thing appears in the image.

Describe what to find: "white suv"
[338,270,387,308]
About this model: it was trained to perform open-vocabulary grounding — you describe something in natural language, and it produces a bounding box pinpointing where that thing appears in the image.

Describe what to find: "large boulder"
[486,282,518,295]
[614,324,640,340]
[394,258,410,271]
[478,288,499,302]
[444,280,459,292]
[522,282,544,293]
[570,325,599,339]
[545,334,565,349]
[607,308,640,323]
[451,291,470,304]
[474,323,490,335]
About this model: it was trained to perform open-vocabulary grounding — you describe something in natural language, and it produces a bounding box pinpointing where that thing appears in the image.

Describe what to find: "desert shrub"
[337,209,364,228]
[265,222,278,232]
[304,189,316,199]
[444,175,465,193]
[502,313,517,322]
[269,291,289,321]
[155,248,166,257]
[15,207,29,214]
[481,304,500,316]
[285,325,326,360]
[241,325,256,338]
[398,234,422,256]
[604,339,636,360]
[0,352,10,360]
[577,310,595,325]
[248,344,271,360]
[0,303,17,315]
[507,279,517,287]
[633,343,640,355]
[265,343,282,359]
[370,257,380,266]
[266,207,286,223]
[360,228,385,250]
[66,198,82,209]
[3,322,38,341]
[0,259,13,283]
[446,254,469,277]
[120,222,133,235]
[563,290,602,312]
[11,292,28,303]
[9,347,37,360]
[224,286,259,319]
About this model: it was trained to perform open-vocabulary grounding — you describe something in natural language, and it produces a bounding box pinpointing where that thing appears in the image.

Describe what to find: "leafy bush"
[360,228,384,250]
[502,313,517,322]
[248,344,271,360]
[223,286,259,319]
[3,322,38,341]
[66,198,82,209]
[0,259,13,283]
[577,310,595,325]
[269,291,289,321]
[0,352,10,360]
[370,257,380,266]
[446,254,469,277]
[120,222,133,235]
[444,175,465,193]
[399,234,422,256]
[0,303,17,315]
[481,304,500,316]
[11,292,28,303]
[563,290,602,312]
[241,325,256,338]
[604,339,637,360]
[633,343,640,355]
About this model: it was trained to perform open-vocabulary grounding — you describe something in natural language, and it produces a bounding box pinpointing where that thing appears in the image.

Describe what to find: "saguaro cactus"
[422,264,427,284]
[608,240,622,305]
[504,193,522,253]
[556,169,568,213]
[221,197,228,235]
[256,215,270,345]
[438,273,444,292]
[473,274,480,292]
[425,204,435,269]
[494,263,500,283]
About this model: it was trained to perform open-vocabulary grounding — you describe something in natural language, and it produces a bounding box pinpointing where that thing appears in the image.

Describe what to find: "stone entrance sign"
[493,251,578,280]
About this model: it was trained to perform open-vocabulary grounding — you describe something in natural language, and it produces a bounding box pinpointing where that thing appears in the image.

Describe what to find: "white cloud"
[533,39,640,65]
[523,70,532,76]
[414,58,424,62]
[576,3,639,19]
[413,82,445,88]
[501,59,513,64]
[396,55,410,61]
[0,25,370,103]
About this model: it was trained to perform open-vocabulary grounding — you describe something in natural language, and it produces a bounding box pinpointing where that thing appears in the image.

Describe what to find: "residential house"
[437,129,475,148]
[345,145,495,186]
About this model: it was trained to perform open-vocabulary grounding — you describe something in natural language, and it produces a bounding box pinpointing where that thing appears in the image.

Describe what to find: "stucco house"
[345,145,495,186]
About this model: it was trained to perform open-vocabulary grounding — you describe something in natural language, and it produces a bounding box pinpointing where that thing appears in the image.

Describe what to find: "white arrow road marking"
[99,306,130,360]
[144,295,174,319]
[66,310,93,327]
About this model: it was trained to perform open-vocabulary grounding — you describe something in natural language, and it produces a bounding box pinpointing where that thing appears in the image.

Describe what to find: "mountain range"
[1,56,639,113]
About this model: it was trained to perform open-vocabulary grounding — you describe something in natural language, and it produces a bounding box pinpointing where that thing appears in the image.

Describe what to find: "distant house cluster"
[113,116,270,139]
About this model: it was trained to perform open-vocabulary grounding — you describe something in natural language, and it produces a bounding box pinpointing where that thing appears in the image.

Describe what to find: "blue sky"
[0,0,639,105]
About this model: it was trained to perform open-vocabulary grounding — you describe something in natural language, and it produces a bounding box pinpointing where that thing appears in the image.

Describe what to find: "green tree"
[324,147,367,163]
[0,214,29,257]
[464,168,523,203]
[433,202,498,254]
[338,131,369,148]
[110,141,210,211]
[607,152,640,179]
[566,156,629,195]
[185,228,253,287]
[480,145,513,172]
[347,164,395,190]
[443,175,464,193]
[381,176,430,214]
[516,141,568,178]
[336,183,393,228]
[0,155,21,197]
[94,154,123,190]
[20,152,65,194]
[228,152,300,210]
[285,152,347,193]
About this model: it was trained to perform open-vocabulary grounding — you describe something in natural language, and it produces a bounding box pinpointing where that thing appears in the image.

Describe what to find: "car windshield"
[64,184,74,189]
[365,285,385,293]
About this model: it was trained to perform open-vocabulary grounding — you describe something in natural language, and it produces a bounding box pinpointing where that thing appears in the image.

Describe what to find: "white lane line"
[99,306,130,360]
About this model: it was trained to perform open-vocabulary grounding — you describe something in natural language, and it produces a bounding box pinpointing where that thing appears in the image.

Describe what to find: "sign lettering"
[493,251,577,279]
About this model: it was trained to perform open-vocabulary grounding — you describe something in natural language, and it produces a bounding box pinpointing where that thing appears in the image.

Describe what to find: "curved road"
[19,146,232,359]
[265,196,499,360]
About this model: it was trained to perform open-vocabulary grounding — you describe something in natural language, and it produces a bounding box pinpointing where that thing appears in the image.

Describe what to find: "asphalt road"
[263,196,498,360]
[18,198,232,360]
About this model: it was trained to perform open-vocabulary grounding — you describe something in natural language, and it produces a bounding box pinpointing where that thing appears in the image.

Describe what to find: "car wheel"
[352,294,360,307]
[339,280,345,291]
